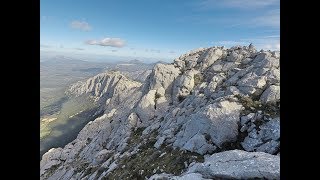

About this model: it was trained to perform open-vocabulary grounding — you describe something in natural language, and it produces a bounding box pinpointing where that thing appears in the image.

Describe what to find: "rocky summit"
[40,45,280,180]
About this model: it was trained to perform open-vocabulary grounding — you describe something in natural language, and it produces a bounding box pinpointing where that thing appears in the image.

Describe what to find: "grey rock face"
[146,63,181,96]
[227,51,243,62]
[127,112,142,128]
[198,48,223,70]
[187,150,280,179]
[135,90,157,124]
[67,71,142,102]
[253,52,272,63]
[182,134,216,155]
[241,135,264,151]
[204,73,226,96]
[255,56,279,69]
[172,70,195,103]
[41,45,280,180]
[40,148,63,177]
[149,173,209,180]
[237,72,266,95]
[256,140,280,154]
[173,100,242,151]
[225,86,241,96]
[266,68,280,85]
[240,113,255,126]
[242,117,280,153]
[260,85,280,103]
[93,149,113,165]
[259,117,280,141]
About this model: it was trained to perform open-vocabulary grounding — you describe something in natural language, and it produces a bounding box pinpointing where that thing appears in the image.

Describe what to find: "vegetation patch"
[127,127,145,146]
[235,94,280,118]
[106,128,204,180]
[106,146,203,180]
[81,165,100,178]
[40,121,53,140]
[73,161,90,173]
[42,163,60,179]
[194,73,204,86]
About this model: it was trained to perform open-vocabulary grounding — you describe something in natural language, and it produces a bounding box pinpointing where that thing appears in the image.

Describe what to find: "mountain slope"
[40,45,280,180]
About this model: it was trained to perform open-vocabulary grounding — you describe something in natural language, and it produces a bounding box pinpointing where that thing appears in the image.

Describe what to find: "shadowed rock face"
[40,45,280,180]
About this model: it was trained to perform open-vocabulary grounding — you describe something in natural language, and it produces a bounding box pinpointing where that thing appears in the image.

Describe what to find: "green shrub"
[194,73,204,86]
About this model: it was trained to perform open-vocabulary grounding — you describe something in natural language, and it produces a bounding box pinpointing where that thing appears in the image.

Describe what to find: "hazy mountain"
[127,59,145,64]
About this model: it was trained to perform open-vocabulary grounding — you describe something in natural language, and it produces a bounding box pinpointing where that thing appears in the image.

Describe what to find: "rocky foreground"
[40,45,280,180]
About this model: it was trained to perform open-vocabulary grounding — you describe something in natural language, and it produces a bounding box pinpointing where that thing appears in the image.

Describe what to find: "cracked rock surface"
[150,150,279,180]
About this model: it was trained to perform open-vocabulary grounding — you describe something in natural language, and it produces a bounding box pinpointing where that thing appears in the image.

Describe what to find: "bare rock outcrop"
[41,45,280,180]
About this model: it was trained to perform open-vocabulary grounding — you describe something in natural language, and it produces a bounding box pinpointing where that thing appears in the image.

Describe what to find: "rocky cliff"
[40,45,280,180]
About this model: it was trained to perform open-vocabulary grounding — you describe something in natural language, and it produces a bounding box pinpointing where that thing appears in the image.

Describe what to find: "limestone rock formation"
[41,45,280,180]
[150,150,280,180]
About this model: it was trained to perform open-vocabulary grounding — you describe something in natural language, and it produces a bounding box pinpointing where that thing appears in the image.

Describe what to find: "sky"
[40,0,280,62]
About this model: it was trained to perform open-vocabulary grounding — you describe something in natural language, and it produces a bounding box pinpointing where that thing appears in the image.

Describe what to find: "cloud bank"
[70,20,92,31]
[85,38,126,48]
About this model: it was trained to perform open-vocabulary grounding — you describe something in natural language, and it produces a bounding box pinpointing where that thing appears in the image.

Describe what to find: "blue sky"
[40,0,280,62]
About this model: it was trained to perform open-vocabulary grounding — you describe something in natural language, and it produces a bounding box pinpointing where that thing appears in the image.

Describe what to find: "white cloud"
[198,0,279,9]
[74,48,84,51]
[70,20,92,31]
[169,50,176,54]
[85,38,126,48]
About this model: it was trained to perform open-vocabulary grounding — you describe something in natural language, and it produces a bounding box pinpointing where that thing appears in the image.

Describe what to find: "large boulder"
[186,150,280,179]
[182,134,216,155]
[172,70,195,103]
[197,47,223,70]
[173,100,243,153]
[146,64,181,96]
[204,73,226,97]
[149,173,209,180]
[135,90,157,124]
[237,72,267,95]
